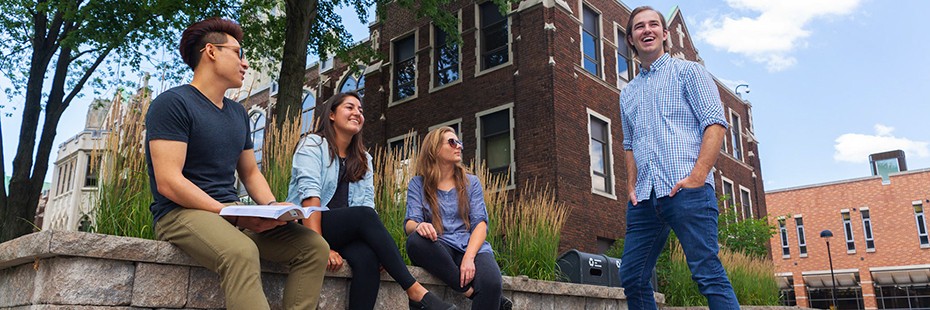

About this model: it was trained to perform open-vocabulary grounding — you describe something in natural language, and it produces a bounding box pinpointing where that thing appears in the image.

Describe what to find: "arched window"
[339,67,366,98]
[301,91,316,134]
[249,111,266,170]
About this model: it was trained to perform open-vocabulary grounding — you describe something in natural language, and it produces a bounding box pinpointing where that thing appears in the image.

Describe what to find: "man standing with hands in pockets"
[618,6,739,310]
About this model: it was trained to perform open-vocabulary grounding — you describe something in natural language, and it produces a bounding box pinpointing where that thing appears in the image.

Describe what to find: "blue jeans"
[619,184,739,310]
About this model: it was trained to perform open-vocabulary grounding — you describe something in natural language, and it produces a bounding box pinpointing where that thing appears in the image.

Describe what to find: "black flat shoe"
[409,291,457,310]
[499,296,513,310]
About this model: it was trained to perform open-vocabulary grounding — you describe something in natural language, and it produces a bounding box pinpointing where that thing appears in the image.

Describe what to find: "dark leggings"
[321,207,417,310]
[406,233,503,310]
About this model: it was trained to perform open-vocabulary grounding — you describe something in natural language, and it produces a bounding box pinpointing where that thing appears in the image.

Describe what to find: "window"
[778,218,790,257]
[393,35,416,101]
[730,111,743,160]
[740,186,752,219]
[433,25,460,88]
[915,202,929,247]
[721,177,734,211]
[320,55,334,72]
[478,2,509,70]
[300,91,316,135]
[860,209,875,251]
[589,111,613,195]
[617,28,632,88]
[340,66,366,98]
[249,111,266,170]
[84,154,100,188]
[429,119,462,136]
[477,106,513,185]
[795,216,808,256]
[842,211,856,252]
[387,132,418,161]
[581,5,600,76]
[873,158,900,183]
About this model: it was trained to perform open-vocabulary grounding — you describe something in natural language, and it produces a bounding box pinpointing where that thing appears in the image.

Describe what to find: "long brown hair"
[313,91,367,182]
[415,127,470,234]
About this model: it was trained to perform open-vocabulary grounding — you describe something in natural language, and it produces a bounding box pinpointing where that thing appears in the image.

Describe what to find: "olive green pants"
[156,207,329,309]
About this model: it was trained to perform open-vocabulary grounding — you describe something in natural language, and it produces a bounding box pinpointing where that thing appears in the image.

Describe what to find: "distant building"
[767,152,930,309]
[242,1,767,253]
[42,99,111,231]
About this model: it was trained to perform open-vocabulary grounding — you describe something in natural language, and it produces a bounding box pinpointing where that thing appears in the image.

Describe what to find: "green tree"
[0,0,234,242]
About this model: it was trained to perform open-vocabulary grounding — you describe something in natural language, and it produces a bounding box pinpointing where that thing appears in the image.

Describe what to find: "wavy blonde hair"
[415,127,470,235]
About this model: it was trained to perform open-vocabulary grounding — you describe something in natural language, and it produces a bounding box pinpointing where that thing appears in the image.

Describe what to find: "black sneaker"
[409,291,457,310]
[500,296,513,310]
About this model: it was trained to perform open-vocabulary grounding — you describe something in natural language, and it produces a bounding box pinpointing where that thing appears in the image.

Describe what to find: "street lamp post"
[821,229,838,310]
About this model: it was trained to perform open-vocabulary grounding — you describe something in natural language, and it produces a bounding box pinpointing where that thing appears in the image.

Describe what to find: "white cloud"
[698,0,861,72]
[833,124,930,163]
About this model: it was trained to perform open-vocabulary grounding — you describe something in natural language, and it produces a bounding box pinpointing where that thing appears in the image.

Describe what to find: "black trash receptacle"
[604,255,623,287]
[556,249,610,286]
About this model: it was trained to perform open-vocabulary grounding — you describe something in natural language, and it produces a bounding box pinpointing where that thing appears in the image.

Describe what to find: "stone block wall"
[0,230,661,309]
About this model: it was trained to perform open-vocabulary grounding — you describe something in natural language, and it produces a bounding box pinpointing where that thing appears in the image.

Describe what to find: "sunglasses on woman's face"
[447,138,463,149]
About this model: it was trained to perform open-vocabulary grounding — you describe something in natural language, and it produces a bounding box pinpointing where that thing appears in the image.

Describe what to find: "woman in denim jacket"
[404,127,512,310]
[286,92,455,310]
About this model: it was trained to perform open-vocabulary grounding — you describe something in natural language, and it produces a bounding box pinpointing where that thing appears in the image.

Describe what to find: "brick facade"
[766,169,930,309]
[242,1,766,254]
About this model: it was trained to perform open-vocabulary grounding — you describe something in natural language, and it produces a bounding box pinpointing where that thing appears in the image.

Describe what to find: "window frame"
[390,30,419,105]
[720,176,735,212]
[428,118,463,136]
[739,185,753,220]
[430,11,463,92]
[615,24,633,89]
[300,88,317,135]
[729,109,743,161]
[387,131,419,162]
[860,208,875,251]
[475,103,515,188]
[579,3,603,78]
[778,217,790,258]
[83,153,100,188]
[587,108,616,199]
[795,215,808,257]
[842,210,856,253]
[914,202,929,248]
[475,2,513,76]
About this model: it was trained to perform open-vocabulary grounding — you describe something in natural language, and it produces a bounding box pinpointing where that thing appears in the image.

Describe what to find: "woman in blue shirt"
[286,92,454,310]
[405,127,512,310]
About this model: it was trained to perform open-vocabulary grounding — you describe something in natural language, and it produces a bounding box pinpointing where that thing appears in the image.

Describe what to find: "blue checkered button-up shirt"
[620,53,728,202]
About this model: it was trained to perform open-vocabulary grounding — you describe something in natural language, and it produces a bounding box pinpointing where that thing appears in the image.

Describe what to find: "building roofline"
[766,167,930,194]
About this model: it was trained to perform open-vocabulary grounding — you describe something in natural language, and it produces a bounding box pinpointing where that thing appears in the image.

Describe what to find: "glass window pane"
[592,174,607,192]
[583,33,598,59]
[583,7,598,33]
[590,141,605,174]
[480,2,505,26]
[485,134,510,170]
[482,110,509,135]
[341,77,357,93]
[396,36,415,61]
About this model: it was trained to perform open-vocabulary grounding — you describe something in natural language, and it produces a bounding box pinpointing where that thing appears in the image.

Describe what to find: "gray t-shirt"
[145,84,253,226]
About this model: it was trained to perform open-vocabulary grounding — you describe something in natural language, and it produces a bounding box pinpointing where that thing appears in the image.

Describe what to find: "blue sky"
[2,0,928,191]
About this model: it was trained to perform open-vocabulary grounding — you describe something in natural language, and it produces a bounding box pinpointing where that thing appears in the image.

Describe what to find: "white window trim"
[389,29,420,106]
[587,108,617,199]
[720,176,735,212]
[778,217,790,258]
[474,2,514,77]
[860,208,875,252]
[729,108,743,162]
[842,211,856,254]
[915,203,929,248]
[738,185,752,219]
[320,53,335,73]
[613,22,633,89]
[428,118,463,134]
[387,131,419,161]
[578,3,605,80]
[475,103,516,189]
[429,10,464,93]
[300,87,318,135]
[795,216,808,257]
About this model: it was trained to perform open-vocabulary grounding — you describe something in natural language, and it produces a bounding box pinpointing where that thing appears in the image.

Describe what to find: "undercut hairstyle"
[625,6,669,57]
[179,17,243,71]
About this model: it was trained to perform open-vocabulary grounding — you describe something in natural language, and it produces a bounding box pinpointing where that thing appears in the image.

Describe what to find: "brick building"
[241,1,766,253]
[766,163,930,309]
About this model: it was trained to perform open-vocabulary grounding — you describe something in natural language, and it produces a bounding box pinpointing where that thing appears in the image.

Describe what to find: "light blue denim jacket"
[285,134,375,210]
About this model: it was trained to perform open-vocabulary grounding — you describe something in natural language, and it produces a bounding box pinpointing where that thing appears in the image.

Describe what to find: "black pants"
[406,233,503,310]
[321,207,417,310]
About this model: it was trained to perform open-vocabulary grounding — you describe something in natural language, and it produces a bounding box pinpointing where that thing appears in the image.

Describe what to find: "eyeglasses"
[200,43,245,60]
[447,138,463,149]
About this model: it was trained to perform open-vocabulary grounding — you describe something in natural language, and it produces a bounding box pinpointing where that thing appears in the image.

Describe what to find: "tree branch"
[62,47,112,109]
[71,48,99,61]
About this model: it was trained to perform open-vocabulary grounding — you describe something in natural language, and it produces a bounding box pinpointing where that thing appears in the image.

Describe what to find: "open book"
[219,205,326,221]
